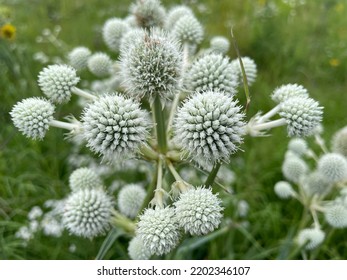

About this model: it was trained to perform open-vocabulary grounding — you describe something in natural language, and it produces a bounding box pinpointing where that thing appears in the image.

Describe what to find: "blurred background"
[1,0,347,259]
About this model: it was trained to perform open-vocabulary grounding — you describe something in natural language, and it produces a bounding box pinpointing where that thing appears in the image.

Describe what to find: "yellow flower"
[0,23,16,40]
[329,58,340,67]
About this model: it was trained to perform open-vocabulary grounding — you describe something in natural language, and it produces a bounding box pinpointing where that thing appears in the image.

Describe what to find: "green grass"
[1,0,347,260]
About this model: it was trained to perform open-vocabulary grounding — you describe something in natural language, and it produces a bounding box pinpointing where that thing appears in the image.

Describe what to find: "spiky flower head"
[230,56,257,86]
[174,90,245,166]
[82,93,151,161]
[317,153,347,183]
[69,167,102,192]
[38,64,80,104]
[87,52,112,77]
[297,227,325,250]
[118,184,146,218]
[62,188,113,238]
[274,181,295,199]
[174,186,223,235]
[128,236,152,260]
[137,207,180,256]
[186,53,238,96]
[10,97,55,140]
[120,29,182,100]
[67,47,91,70]
[303,171,331,196]
[172,15,204,46]
[102,18,130,52]
[332,126,347,157]
[210,36,230,55]
[324,204,347,228]
[119,28,144,54]
[282,156,308,183]
[130,0,166,29]
[279,96,323,137]
[288,138,308,156]
[165,5,193,30]
[272,84,309,104]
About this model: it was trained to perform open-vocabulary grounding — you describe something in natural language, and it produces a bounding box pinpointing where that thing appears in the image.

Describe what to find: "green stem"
[139,165,158,212]
[153,156,165,208]
[111,210,136,234]
[153,95,167,153]
[204,162,222,187]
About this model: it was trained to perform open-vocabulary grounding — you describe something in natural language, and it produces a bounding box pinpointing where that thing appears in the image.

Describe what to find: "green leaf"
[95,227,124,260]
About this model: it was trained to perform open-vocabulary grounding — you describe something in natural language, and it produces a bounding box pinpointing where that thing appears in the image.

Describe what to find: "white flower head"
[10,97,55,140]
[130,0,166,29]
[282,156,308,183]
[128,236,152,260]
[174,186,223,235]
[317,153,347,183]
[288,138,308,156]
[63,188,113,239]
[279,96,323,137]
[102,18,130,52]
[210,36,230,55]
[187,53,238,96]
[274,181,295,199]
[38,64,80,104]
[230,56,257,86]
[118,184,146,218]
[69,167,102,192]
[165,5,193,30]
[68,46,91,70]
[303,171,331,196]
[272,84,309,104]
[87,52,112,77]
[174,90,245,166]
[332,126,347,157]
[297,227,325,250]
[137,207,180,256]
[82,93,151,161]
[172,14,204,46]
[120,28,182,101]
[325,203,347,228]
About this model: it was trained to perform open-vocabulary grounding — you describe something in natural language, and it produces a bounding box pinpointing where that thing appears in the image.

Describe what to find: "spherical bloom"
[120,29,182,100]
[230,56,257,86]
[38,64,80,104]
[69,167,102,192]
[279,96,323,137]
[165,5,193,30]
[172,15,203,46]
[130,0,166,28]
[282,157,308,183]
[274,181,294,199]
[174,187,223,235]
[63,188,113,238]
[82,93,151,161]
[303,171,331,196]
[186,53,238,96]
[87,52,112,77]
[118,184,146,218]
[317,153,347,183]
[332,126,347,157]
[119,28,144,54]
[10,97,55,140]
[325,204,347,228]
[102,18,130,52]
[137,207,180,256]
[271,84,308,104]
[297,227,325,250]
[128,236,152,260]
[288,138,308,156]
[68,46,91,70]
[174,90,245,166]
[210,36,230,55]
